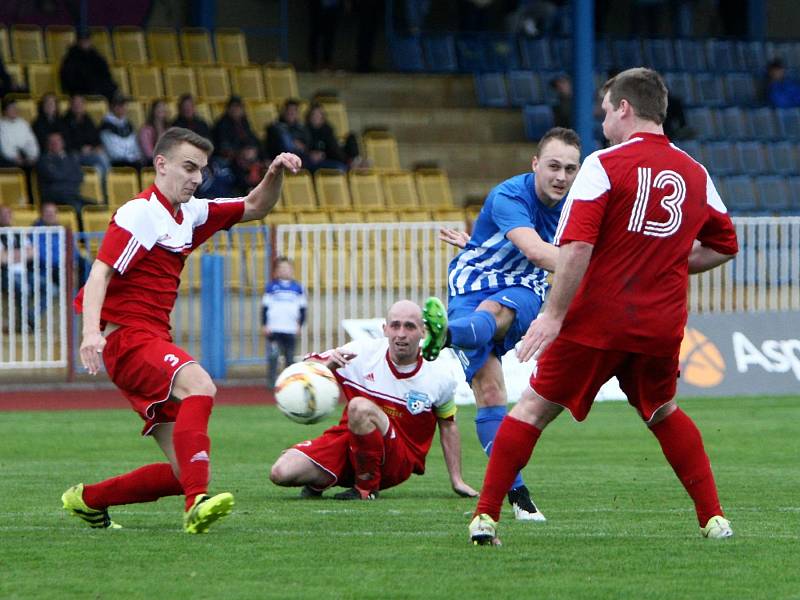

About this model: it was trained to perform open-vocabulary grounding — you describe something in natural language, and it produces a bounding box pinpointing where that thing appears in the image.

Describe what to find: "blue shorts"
[447,286,543,383]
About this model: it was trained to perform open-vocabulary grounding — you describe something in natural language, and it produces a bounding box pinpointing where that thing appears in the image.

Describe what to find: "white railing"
[0,226,68,369]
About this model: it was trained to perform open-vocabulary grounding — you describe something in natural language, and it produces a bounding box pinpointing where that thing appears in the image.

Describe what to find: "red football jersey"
[554,133,738,356]
[74,185,244,335]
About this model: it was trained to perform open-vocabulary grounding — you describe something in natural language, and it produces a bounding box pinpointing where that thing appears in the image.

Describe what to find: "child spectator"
[262,257,307,388]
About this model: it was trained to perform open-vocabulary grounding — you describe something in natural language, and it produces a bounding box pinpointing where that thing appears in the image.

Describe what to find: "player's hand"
[439,227,470,249]
[326,348,357,370]
[452,480,479,498]
[79,331,106,376]
[517,313,562,362]
[267,152,301,177]
[262,325,271,337]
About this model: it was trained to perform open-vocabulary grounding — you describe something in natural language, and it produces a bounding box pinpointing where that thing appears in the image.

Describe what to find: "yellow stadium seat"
[415,168,455,210]
[80,166,103,203]
[264,63,299,104]
[147,28,182,66]
[11,25,46,64]
[294,210,329,224]
[264,211,296,226]
[44,25,75,64]
[196,67,230,103]
[363,210,397,223]
[12,97,36,122]
[397,210,432,222]
[329,210,363,224]
[363,131,401,171]
[193,101,212,124]
[129,66,164,101]
[55,205,79,232]
[0,26,10,62]
[317,98,350,138]
[433,208,465,222]
[10,207,38,226]
[109,66,130,96]
[26,64,59,97]
[89,27,113,62]
[84,96,109,125]
[112,26,147,65]
[215,29,249,66]
[4,63,24,90]
[280,170,317,211]
[180,28,214,65]
[140,166,156,189]
[163,66,198,99]
[465,204,482,223]
[314,169,351,209]
[81,205,111,233]
[208,101,226,122]
[125,101,145,130]
[381,170,419,208]
[179,251,203,293]
[245,101,278,138]
[0,168,30,206]
[348,169,384,210]
[230,67,265,101]
[107,167,140,211]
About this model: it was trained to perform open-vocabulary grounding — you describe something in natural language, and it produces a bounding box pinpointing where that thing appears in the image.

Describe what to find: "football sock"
[173,394,214,511]
[475,416,541,521]
[83,463,183,509]
[448,310,497,349]
[649,408,723,526]
[475,406,525,490]
[349,428,384,493]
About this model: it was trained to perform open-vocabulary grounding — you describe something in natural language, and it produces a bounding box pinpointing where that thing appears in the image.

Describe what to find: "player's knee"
[269,460,292,486]
[347,397,375,425]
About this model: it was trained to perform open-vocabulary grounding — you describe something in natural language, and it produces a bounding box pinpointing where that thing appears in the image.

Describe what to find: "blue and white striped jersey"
[448,172,563,299]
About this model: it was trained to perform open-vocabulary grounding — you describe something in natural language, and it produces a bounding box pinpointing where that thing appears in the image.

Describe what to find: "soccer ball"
[274,361,340,424]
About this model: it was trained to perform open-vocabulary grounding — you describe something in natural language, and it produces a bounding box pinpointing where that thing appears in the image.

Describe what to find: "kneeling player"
[269,300,478,500]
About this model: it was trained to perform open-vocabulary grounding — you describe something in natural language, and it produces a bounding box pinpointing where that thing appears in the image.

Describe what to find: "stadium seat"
[180,28,215,65]
[89,27,114,62]
[456,35,489,72]
[485,34,520,71]
[140,166,156,189]
[109,65,130,96]
[694,73,726,107]
[776,108,800,139]
[522,104,555,141]
[129,66,165,101]
[264,63,299,104]
[720,107,754,141]
[81,205,112,233]
[163,66,198,98]
[723,175,759,213]
[245,100,278,138]
[26,64,59,97]
[433,208,465,222]
[314,169,351,209]
[363,210,397,223]
[519,37,556,70]
[196,67,231,103]
[4,63,24,90]
[348,169,385,210]
[112,27,148,65]
[663,72,695,106]
[264,211,296,226]
[329,210,364,224]
[147,28,182,65]
[507,70,543,106]
[642,38,675,71]
[735,40,766,72]
[55,205,79,232]
[84,96,109,125]
[703,142,737,177]
[397,209,432,222]
[756,176,791,212]
[415,168,455,210]
[733,142,768,176]
[294,210,329,224]
[705,39,741,71]
[751,107,779,142]
[230,67,265,101]
[675,139,701,161]
[281,170,317,211]
[10,24,46,64]
[787,177,800,211]
[474,73,509,108]
[44,25,75,64]
[766,141,798,175]
[381,171,419,208]
[10,207,38,226]
[363,131,401,172]
[107,167,140,211]
[390,36,424,72]
[0,26,10,62]
[79,166,103,203]
[214,28,249,66]
[12,97,36,122]
[0,168,30,206]
[125,101,145,130]
[724,73,757,106]
[316,98,350,139]
[422,35,458,73]
[611,39,643,69]
[553,38,572,70]
[685,107,719,140]
[673,39,707,71]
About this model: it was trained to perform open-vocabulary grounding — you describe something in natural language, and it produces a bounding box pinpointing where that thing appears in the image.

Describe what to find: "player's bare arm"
[79,260,114,375]
[437,417,479,497]
[439,227,471,249]
[518,240,593,361]
[688,240,737,274]
[240,152,302,222]
[506,227,559,272]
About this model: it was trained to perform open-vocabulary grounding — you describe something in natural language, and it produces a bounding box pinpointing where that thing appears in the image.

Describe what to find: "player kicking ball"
[423,127,583,522]
[63,127,301,533]
[269,300,478,501]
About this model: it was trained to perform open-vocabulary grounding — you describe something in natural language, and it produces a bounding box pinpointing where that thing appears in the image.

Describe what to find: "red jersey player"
[269,300,478,500]
[61,127,301,533]
[469,68,739,545]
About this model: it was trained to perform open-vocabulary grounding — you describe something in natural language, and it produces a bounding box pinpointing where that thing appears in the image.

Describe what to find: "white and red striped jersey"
[312,338,457,473]
[554,133,738,356]
[74,184,244,336]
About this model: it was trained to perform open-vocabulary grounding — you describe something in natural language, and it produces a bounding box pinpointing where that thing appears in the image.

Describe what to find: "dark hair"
[1,96,17,112]
[146,99,167,127]
[601,67,668,125]
[537,127,582,154]
[153,127,214,159]
[274,256,292,267]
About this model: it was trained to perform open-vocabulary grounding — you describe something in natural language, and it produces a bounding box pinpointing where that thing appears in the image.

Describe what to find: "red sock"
[348,428,384,493]
[476,416,541,521]
[649,408,722,525]
[83,463,183,509]
[173,395,214,511]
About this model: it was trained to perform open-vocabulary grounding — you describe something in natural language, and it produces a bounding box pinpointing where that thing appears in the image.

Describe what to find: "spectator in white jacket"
[0,96,39,167]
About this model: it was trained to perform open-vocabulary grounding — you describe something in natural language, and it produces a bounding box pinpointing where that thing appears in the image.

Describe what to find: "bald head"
[387,300,423,326]
[384,300,424,365]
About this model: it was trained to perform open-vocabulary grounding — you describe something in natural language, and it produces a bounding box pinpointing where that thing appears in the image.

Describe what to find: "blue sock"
[449,310,496,349]
[475,405,524,490]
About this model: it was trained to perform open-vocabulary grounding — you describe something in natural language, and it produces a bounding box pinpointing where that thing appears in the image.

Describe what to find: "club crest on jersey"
[405,390,432,415]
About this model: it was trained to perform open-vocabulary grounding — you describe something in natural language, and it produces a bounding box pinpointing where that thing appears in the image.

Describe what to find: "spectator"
[265,99,311,161]
[232,144,266,196]
[664,92,692,139]
[59,28,118,101]
[309,0,342,70]
[0,96,40,167]
[0,205,37,332]
[32,200,92,286]
[305,102,347,172]
[32,93,69,150]
[212,95,259,162]
[505,0,561,37]
[765,58,800,109]
[138,99,170,162]
[37,131,93,222]
[550,74,573,128]
[63,94,111,193]
[171,94,212,139]
[262,256,307,388]
[99,94,143,168]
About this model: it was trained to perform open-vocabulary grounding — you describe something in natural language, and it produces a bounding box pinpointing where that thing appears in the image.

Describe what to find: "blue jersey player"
[423,127,582,521]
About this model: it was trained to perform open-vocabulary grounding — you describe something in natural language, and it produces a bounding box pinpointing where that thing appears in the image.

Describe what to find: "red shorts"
[291,423,419,490]
[102,327,197,435]
[531,337,679,422]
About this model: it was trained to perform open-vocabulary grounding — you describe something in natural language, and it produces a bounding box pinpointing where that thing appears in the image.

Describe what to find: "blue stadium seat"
[724,73,757,106]
[611,39,643,69]
[519,37,556,70]
[767,41,800,70]
[723,175,759,213]
[704,142,737,177]
[594,37,614,71]
[390,37,424,72]
[705,39,742,71]
[735,40,766,72]
[484,35,520,71]
[766,141,798,175]
[422,35,458,73]
[686,107,719,140]
[664,72,695,105]
[720,107,754,141]
[756,176,791,212]
[642,38,675,71]
[694,73,726,107]
[751,107,780,141]
[456,35,489,72]
[523,104,555,141]
[734,141,768,175]
[675,139,701,161]
[553,38,572,70]
[674,39,707,71]
[787,177,800,211]
[507,70,543,106]
[474,72,509,107]
[776,108,800,139]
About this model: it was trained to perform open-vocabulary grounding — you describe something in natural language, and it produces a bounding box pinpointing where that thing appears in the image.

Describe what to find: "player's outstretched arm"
[79,260,114,375]
[437,417,479,498]
[507,227,559,272]
[240,152,302,222]
[439,227,471,249]
[688,240,737,274]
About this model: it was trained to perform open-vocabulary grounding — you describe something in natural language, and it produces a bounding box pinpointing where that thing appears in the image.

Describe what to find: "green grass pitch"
[1,396,798,599]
